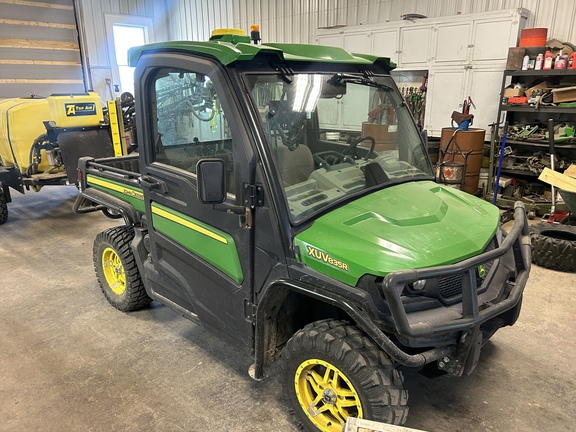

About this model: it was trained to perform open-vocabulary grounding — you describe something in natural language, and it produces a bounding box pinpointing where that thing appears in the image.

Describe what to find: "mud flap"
[440,330,483,377]
[463,331,483,376]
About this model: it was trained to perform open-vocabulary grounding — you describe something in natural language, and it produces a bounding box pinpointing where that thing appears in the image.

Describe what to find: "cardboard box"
[552,86,576,103]
[506,47,526,70]
[503,85,525,98]
[525,81,549,98]
[506,46,547,70]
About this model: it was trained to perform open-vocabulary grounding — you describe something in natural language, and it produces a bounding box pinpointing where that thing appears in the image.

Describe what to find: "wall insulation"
[231,0,576,45]
[76,0,165,100]
[0,0,84,98]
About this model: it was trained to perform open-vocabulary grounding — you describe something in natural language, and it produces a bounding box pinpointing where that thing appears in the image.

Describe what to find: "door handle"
[140,175,167,193]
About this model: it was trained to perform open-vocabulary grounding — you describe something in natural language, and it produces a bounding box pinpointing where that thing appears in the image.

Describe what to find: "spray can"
[543,51,554,70]
[535,53,543,70]
[522,55,530,70]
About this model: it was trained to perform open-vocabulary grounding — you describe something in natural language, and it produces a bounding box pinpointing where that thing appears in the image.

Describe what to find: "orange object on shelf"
[519,28,547,47]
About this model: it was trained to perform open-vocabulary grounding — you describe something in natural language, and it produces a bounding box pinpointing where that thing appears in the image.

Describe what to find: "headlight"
[412,279,427,291]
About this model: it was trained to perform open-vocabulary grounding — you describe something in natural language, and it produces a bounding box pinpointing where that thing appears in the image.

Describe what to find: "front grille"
[438,274,466,298]
[437,237,498,299]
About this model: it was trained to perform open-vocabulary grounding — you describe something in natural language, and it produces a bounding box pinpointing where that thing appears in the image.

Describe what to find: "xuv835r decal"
[306,246,349,271]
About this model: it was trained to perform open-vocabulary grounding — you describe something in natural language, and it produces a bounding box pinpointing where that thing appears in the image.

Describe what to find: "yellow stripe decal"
[151,205,228,245]
[87,176,144,200]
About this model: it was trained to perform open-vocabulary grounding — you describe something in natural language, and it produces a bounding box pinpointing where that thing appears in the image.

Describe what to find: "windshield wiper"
[327,73,393,91]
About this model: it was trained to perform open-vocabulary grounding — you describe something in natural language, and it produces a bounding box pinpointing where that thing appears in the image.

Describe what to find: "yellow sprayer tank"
[0,93,104,176]
[47,92,103,128]
[0,98,52,175]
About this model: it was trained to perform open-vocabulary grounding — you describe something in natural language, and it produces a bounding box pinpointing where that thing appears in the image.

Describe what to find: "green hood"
[293,181,499,286]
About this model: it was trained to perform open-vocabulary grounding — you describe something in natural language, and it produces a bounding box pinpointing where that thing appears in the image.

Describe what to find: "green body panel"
[150,202,244,284]
[128,40,394,69]
[86,175,146,213]
[294,181,500,286]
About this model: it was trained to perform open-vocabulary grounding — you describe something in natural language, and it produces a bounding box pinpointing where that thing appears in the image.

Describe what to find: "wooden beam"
[538,167,576,193]
[0,0,73,10]
[0,59,80,66]
[0,38,78,51]
[0,18,76,30]
[0,78,84,84]
[564,164,576,179]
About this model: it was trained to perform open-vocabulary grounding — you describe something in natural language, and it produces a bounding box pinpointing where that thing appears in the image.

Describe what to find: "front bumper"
[381,201,531,339]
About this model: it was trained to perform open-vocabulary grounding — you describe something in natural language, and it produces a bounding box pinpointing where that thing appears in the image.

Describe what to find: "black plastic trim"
[382,201,531,338]
[72,188,141,225]
[251,278,455,380]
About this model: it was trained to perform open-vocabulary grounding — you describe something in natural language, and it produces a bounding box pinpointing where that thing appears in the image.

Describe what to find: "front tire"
[93,226,152,311]
[280,319,408,432]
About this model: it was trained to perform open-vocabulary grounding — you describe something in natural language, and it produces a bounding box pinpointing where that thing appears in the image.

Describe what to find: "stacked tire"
[530,223,576,272]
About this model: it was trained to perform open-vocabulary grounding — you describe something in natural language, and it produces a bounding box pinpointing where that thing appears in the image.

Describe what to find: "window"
[105,14,153,96]
[112,24,146,95]
[246,72,431,223]
[151,68,235,189]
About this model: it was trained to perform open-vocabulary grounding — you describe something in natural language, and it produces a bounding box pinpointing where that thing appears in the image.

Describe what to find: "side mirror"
[196,158,226,204]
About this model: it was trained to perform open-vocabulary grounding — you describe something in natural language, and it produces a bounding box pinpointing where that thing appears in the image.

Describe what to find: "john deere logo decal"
[65,102,97,116]
[306,245,349,271]
[478,264,486,278]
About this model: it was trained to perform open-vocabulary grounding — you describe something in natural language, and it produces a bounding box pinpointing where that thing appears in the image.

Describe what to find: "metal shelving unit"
[489,69,576,212]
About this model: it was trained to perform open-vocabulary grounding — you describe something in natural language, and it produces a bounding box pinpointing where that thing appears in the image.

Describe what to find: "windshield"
[247,72,433,223]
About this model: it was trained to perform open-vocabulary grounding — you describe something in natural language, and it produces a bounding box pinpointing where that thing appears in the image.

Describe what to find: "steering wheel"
[342,135,376,161]
[313,151,353,170]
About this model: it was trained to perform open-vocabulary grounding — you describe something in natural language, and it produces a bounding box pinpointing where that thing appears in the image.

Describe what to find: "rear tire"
[0,187,8,225]
[280,319,408,432]
[93,226,152,311]
[530,223,576,272]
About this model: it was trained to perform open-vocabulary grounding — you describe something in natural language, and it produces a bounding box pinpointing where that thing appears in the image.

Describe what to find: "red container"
[568,52,576,69]
[519,28,548,47]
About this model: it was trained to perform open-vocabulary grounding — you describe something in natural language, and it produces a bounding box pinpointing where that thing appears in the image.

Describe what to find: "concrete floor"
[1,185,575,432]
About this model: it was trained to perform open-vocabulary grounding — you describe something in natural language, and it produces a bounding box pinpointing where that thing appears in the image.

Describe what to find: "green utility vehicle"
[73,28,531,431]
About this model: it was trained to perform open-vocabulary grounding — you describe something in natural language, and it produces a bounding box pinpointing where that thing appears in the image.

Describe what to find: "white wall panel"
[77,0,576,68]
[78,0,158,68]
[228,0,575,45]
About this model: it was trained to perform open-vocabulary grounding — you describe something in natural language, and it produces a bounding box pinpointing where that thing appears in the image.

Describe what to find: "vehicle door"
[136,53,255,348]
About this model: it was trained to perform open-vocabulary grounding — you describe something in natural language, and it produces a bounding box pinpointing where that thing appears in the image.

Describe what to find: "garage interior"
[1,1,576,431]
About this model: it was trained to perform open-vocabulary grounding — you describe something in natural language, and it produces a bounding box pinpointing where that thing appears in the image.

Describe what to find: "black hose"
[27,133,48,176]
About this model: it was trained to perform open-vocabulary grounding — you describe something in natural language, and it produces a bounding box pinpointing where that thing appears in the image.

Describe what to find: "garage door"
[0,0,86,98]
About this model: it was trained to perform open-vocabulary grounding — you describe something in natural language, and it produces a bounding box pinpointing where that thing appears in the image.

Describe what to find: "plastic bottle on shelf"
[522,55,530,70]
[554,54,567,69]
[543,50,554,70]
[535,53,543,70]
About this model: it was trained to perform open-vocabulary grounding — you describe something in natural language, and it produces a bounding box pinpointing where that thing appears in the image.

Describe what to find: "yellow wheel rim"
[102,247,126,296]
[294,358,363,432]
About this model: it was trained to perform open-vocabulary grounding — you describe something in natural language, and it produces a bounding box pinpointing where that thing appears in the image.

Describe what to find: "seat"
[273,145,314,187]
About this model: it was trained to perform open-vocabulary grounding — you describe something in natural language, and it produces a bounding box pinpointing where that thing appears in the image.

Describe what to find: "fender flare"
[250,279,452,380]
